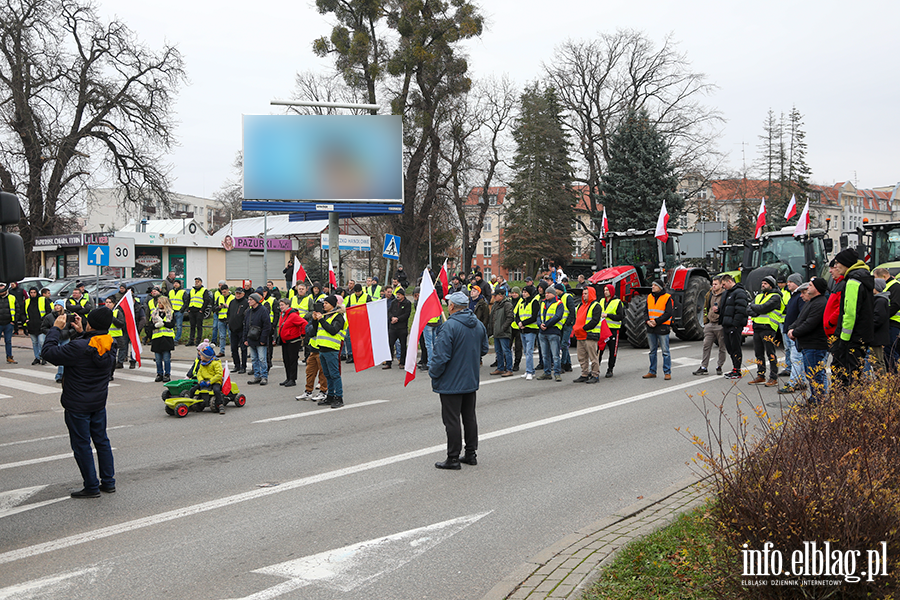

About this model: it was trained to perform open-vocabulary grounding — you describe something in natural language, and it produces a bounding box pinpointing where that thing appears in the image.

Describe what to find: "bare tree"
[289,70,371,115]
[544,29,723,227]
[0,0,185,272]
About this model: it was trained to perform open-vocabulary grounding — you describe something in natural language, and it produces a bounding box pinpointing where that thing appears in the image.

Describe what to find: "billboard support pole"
[329,212,339,288]
[263,211,268,284]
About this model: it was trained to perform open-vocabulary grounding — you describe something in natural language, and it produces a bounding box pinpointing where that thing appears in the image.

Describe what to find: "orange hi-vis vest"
[647,293,672,325]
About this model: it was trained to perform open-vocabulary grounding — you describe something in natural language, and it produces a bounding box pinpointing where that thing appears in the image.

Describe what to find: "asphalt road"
[0,336,790,599]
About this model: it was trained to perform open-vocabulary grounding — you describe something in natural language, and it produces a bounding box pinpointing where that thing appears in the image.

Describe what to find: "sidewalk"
[481,475,710,600]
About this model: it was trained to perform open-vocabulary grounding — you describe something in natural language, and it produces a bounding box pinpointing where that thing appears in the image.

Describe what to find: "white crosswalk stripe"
[0,375,65,395]
[4,368,120,388]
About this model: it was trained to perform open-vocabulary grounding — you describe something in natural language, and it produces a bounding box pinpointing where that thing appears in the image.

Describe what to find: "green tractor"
[711,243,744,281]
[741,226,833,295]
[860,221,900,276]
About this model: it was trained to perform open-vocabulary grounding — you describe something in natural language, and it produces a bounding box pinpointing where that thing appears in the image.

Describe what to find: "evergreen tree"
[600,108,680,231]
[501,84,576,277]
[754,107,813,231]
[785,105,813,204]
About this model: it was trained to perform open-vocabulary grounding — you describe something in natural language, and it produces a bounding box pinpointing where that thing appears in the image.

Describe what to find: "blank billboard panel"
[243,115,403,202]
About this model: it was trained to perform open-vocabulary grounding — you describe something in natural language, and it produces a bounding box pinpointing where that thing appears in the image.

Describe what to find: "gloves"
[199,381,210,388]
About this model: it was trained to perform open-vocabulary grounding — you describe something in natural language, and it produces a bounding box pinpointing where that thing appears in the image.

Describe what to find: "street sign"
[321,234,372,251]
[87,245,109,267]
[383,234,400,259]
[109,238,135,268]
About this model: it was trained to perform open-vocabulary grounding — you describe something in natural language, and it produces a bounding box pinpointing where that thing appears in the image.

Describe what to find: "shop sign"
[83,232,111,245]
[233,237,292,251]
[34,233,82,247]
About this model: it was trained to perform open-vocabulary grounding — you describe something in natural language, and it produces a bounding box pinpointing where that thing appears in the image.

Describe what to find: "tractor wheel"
[161,389,171,400]
[675,276,711,342]
[165,407,175,416]
[624,294,649,348]
[175,403,189,418]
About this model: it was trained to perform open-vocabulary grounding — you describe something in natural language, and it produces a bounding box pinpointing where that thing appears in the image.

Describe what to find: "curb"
[480,474,711,600]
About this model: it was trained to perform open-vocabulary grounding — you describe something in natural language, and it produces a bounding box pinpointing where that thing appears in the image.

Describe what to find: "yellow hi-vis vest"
[147,298,158,312]
[314,313,344,351]
[3,295,16,320]
[151,318,175,340]
[218,294,234,319]
[263,297,276,323]
[367,285,382,300]
[752,292,784,328]
[24,296,51,318]
[292,294,312,315]
[189,287,206,309]
[584,302,605,334]
[559,292,572,323]
[885,279,900,324]
[110,308,123,337]
[213,290,226,316]
[168,288,186,311]
[511,297,522,330]
[515,297,539,330]
[348,292,369,307]
[541,300,563,330]
[598,298,622,329]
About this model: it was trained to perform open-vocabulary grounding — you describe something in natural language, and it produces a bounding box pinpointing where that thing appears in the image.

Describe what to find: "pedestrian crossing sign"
[383,234,400,259]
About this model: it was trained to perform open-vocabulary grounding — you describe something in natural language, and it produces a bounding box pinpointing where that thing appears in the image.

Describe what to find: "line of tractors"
[583,219,900,348]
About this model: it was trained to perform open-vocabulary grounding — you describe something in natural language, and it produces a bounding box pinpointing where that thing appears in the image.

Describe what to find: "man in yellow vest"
[748,275,783,386]
[23,286,52,365]
[775,274,793,378]
[344,284,369,363]
[187,277,208,347]
[597,284,624,378]
[105,297,127,375]
[366,277,383,301]
[168,279,187,343]
[536,286,564,381]
[515,285,541,380]
[313,295,346,408]
[643,280,674,380]
[214,285,233,356]
[509,287,523,371]
[211,281,229,347]
[874,268,900,372]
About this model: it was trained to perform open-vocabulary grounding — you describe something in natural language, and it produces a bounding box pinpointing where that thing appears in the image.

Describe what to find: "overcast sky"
[101,0,899,199]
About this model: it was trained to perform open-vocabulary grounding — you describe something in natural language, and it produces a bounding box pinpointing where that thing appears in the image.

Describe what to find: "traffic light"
[0,192,25,282]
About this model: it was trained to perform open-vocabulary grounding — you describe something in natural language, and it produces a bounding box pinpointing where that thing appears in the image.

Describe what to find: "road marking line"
[0,376,67,394]
[106,372,158,384]
[0,425,132,448]
[2,369,119,388]
[0,449,106,471]
[253,400,389,423]
[0,380,702,565]
[0,496,69,520]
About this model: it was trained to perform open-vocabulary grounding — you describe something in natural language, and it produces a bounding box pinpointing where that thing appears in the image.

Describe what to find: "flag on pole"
[784,194,797,220]
[291,260,307,286]
[654,200,670,243]
[328,256,337,287]
[601,206,609,247]
[222,359,232,395]
[404,269,443,386]
[346,298,392,372]
[755,197,767,239]
[438,258,450,300]
[793,199,811,237]
[114,290,141,368]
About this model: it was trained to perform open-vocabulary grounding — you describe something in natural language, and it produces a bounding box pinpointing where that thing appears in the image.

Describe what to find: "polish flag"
[346,298,392,372]
[438,258,450,300]
[114,290,141,367]
[291,260,307,285]
[404,269,443,386]
[222,359,232,395]
[601,206,609,247]
[793,199,811,237]
[654,200,669,243]
[328,256,337,287]
[755,197,767,239]
[596,319,613,352]
[784,194,797,220]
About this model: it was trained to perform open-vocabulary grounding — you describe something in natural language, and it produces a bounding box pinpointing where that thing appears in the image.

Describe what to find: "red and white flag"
[328,256,337,287]
[438,258,450,300]
[291,260,307,286]
[793,199,811,237]
[346,298,392,372]
[755,197,767,239]
[784,194,797,220]
[222,359,232,395]
[654,200,670,243]
[601,206,609,247]
[404,269,443,386]
[596,319,613,352]
[114,290,141,367]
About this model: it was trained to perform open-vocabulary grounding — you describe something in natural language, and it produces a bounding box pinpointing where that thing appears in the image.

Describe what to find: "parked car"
[96,279,164,305]
[46,276,118,303]
[16,277,53,292]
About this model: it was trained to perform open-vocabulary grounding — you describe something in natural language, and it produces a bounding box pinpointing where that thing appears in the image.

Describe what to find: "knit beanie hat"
[447,291,469,306]
[523,285,536,297]
[834,247,858,268]
[652,280,665,291]
[87,307,113,331]
[250,293,262,303]
[812,278,828,295]
[200,345,216,364]
[545,286,559,296]
[787,273,803,286]
[762,275,777,289]
[324,295,338,308]
[875,278,887,292]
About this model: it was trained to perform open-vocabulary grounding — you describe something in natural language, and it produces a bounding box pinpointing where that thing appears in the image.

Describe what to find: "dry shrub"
[685,374,900,599]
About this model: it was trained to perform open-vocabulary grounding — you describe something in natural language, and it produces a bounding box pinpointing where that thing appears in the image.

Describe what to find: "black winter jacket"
[42,327,117,412]
[791,295,828,351]
[228,296,248,332]
[873,292,891,347]
[783,290,804,330]
[721,284,750,329]
[490,297,514,339]
[389,297,411,331]
[243,304,272,346]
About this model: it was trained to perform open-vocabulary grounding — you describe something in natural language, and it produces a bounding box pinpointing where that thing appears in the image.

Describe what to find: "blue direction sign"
[383,234,400,259]
[87,244,109,267]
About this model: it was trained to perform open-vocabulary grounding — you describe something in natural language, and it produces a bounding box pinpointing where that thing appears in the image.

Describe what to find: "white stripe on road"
[0,380,702,566]
[253,400,389,423]
[0,449,103,471]
[106,372,157,384]
[0,496,70,520]
[0,425,132,448]
[0,376,65,395]
[3,369,119,388]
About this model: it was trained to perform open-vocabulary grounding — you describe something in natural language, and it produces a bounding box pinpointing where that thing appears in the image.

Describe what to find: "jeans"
[320,350,343,397]
[538,332,561,375]
[648,332,671,375]
[65,409,115,493]
[213,319,228,349]
[802,348,829,403]
[30,332,46,360]
[211,316,220,345]
[494,337,512,372]
[779,324,790,374]
[154,351,171,376]
[521,331,537,374]
[0,323,12,358]
[559,324,573,366]
[249,344,268,379]
[784,335,804,387]
[342,334,353,359]
[173,311,184,342]
[423,325,437,368]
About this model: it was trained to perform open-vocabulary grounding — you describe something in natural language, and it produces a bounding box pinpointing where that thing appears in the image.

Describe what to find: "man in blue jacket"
[42,306,118,498]
[429,291,489,470]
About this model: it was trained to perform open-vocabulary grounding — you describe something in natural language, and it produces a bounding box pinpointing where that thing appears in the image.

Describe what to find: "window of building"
[511,269,523,281]
[488,194,498,206]
[574,239,582,255]
[483,268,491,279]
[483,240,492,257]
[483,218,492,232]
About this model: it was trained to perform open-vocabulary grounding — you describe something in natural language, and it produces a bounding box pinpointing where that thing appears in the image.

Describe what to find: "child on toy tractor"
[195,344,226,414]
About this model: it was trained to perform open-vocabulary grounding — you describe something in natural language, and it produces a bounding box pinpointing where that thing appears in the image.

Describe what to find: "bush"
[687,377,900,599]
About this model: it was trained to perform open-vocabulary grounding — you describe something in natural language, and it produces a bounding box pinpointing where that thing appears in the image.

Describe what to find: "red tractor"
[588,229,711,348]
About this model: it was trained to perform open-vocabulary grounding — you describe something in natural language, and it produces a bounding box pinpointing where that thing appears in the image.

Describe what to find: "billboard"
[242,115,403,202]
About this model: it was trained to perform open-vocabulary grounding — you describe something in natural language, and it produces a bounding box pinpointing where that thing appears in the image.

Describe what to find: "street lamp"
[174,211,194,235]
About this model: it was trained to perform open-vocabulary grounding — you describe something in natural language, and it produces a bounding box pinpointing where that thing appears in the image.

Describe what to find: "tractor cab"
[712,243,744,281]
[861,221,900,276]
[742,227,831,294]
